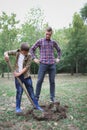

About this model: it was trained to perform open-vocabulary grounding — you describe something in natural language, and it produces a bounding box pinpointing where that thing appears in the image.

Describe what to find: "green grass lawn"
[0,74,87,130]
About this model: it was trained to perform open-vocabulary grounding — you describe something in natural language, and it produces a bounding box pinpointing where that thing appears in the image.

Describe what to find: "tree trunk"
[76,60,79,74]
[1,72,4,78]
[1,67,4,78]
[70,63,74,75]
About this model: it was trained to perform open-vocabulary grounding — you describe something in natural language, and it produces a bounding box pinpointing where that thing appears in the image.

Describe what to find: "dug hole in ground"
[23,101,68,121]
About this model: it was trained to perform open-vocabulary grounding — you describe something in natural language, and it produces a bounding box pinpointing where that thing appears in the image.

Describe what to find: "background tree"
[19,8,48,74]
[80,3,87,23]
[64,13,87,74]
[19,8,46,44]
[52,28,69,73]
[0,12,19,77]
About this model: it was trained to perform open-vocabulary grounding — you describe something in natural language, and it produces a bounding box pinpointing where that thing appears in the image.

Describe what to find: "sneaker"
[50,98,55,103]
[35,106,44,112]
[16,108,22,114]
[33,98,44,111]
[50,100,54,103]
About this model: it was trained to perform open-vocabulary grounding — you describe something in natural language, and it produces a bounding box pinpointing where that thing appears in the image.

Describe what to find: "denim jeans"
[15,75,35,109]
[36,63,56,101]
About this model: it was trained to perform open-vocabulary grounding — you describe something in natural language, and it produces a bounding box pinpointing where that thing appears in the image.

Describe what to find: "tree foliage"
[64,13,87,74]
[0,12,19,76]
[19,8,46,45]
[80,3,87,23]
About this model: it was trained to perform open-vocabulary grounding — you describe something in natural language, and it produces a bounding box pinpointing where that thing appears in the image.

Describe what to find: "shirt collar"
[44,38,51,41]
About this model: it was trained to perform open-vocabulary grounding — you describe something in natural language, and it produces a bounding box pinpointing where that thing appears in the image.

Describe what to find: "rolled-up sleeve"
[53,41,61,59]
[4,50,18,56]
[30,40,41,59]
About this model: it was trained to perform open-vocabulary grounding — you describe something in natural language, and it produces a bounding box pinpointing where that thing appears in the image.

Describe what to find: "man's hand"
[4,54,9,62]
[33,58,40,64]
[55,58,60,63]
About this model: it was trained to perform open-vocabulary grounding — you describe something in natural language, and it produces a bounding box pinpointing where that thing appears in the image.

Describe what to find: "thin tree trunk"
[1,67,4,78]
[76,60,79,74]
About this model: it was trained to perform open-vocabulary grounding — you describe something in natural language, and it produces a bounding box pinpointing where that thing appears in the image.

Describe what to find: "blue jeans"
[36,63,56,100]
[15,75,35,109]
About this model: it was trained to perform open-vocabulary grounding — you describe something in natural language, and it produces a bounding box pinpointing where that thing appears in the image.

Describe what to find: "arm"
[14,67,27,77]
[4,50,17,61]
[53,41,61,63]
[30,40,42,64]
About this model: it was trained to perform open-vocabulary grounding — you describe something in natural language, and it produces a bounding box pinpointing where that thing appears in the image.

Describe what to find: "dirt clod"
[25,101,68,121]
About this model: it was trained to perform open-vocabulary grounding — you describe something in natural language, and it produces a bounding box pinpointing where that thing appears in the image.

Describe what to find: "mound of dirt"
[25,101,68,121]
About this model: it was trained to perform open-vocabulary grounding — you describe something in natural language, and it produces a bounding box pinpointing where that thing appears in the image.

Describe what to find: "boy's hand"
[4,55,9,62]
[34,58,40,64]
[14,71,21,77]
[14,68,27,77]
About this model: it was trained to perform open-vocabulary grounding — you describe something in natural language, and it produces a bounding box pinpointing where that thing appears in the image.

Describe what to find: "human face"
[46,31,52,40]
[21,51,28,56]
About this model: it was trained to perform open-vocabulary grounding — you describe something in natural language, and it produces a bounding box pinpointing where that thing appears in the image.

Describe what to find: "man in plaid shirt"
[30,27,61,102]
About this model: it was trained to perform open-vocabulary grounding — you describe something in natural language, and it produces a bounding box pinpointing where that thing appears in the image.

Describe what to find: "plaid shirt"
[5,49,31,78]
[30,38,61,64]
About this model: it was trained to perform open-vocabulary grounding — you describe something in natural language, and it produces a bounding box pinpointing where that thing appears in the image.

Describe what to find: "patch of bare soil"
[24,101,68,121]
[0,102,68,130]
[67,124,80,130]
[0,122,13,129]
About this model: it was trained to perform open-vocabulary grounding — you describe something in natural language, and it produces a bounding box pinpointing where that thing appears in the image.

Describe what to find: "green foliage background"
[0,4,87,76]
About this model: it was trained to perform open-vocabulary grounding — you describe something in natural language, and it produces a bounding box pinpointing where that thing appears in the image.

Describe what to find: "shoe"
[16,107,22,114]
[36,106,44,111]
[50,100,54,103]
[33,98,44,111]
[50,98,55,103]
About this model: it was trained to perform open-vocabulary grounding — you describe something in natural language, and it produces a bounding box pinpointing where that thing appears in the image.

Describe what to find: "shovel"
[6,60,43,111]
